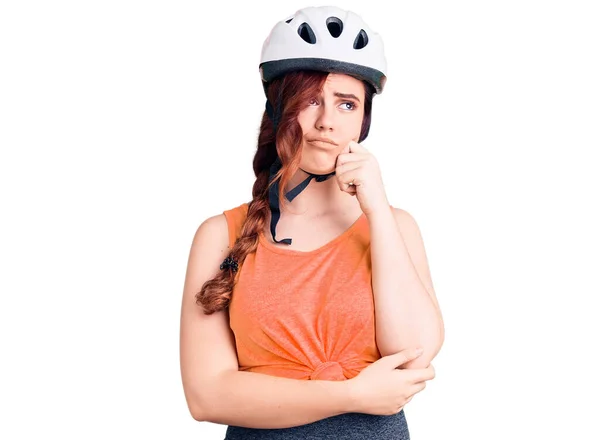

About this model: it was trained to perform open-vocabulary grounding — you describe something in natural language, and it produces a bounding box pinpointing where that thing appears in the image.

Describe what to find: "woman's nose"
[315,104,335,131]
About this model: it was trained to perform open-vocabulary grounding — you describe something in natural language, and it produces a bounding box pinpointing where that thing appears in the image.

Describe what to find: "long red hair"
[196,70,375,314]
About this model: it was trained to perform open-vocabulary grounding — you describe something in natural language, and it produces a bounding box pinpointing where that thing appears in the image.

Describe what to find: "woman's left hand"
[335,141,390,217]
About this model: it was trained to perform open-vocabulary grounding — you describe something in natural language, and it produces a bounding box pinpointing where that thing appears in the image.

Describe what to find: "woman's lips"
[308,138,337,146]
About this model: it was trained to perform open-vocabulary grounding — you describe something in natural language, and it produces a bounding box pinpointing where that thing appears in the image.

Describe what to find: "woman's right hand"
[346,348,435,416]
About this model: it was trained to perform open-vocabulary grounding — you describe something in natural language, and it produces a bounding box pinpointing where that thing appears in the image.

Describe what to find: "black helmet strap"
[267,156,335,245]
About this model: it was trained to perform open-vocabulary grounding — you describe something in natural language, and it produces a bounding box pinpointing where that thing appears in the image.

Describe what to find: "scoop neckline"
[258,212,366,256]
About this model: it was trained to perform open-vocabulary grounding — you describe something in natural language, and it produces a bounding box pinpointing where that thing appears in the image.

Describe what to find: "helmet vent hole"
[298,22,317,44]
[353,29,369,49]
[326,17,343,38]
[285,17,293,24]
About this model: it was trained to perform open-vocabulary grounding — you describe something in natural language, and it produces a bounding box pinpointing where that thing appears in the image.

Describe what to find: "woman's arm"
[180,215,358,429]
[196,369,353,428]
[369,206,445,368]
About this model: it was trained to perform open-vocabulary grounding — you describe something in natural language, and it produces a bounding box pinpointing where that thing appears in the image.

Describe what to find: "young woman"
[180,6,444,439]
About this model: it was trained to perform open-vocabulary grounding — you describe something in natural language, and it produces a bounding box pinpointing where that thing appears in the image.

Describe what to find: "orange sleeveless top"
[223,202,381,381]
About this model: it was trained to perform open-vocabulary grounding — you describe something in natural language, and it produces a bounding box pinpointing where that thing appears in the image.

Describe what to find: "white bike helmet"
[259,6,388,96]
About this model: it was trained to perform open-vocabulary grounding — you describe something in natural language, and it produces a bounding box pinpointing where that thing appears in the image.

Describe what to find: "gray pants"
[224,409,410,439]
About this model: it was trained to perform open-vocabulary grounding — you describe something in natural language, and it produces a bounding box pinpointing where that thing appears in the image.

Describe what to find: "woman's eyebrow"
[333,92,361,103]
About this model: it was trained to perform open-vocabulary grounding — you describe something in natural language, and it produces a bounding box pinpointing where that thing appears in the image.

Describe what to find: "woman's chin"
[301,151,339,174]
[301,165,335,175]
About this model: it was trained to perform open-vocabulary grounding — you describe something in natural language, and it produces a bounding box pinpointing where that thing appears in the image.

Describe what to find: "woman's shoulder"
[193,202,250,253]
[223,201,249,217]
[221,201,250,249]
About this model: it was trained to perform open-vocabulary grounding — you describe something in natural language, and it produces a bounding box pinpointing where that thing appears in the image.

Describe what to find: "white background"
[1,0,599,439]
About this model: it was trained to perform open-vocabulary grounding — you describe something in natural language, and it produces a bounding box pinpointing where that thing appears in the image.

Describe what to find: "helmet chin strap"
[267,156,336,245]
[264,85,367,245]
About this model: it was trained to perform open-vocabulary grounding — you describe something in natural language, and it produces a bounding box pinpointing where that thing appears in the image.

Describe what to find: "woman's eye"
[308,99,355,110]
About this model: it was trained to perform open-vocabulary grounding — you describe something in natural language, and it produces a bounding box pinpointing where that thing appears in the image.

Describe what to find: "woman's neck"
[282,168,358,216]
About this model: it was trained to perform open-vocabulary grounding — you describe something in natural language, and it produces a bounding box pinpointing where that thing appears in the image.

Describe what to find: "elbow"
[185,375,228,423]
[183,369,237,423]
[402,342,441,369]
[185,398,207,422]
[407,319,445,368]
[190,402,207,422]
[380,333,444,369]
[183,388,212,422]
[413,332,444,369]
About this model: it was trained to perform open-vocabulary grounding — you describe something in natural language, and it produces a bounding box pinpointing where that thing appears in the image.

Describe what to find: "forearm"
[196,370,355,429]
[368,207,443,367]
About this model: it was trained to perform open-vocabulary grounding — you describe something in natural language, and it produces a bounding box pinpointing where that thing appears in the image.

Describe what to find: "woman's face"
[296,73,366,173]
